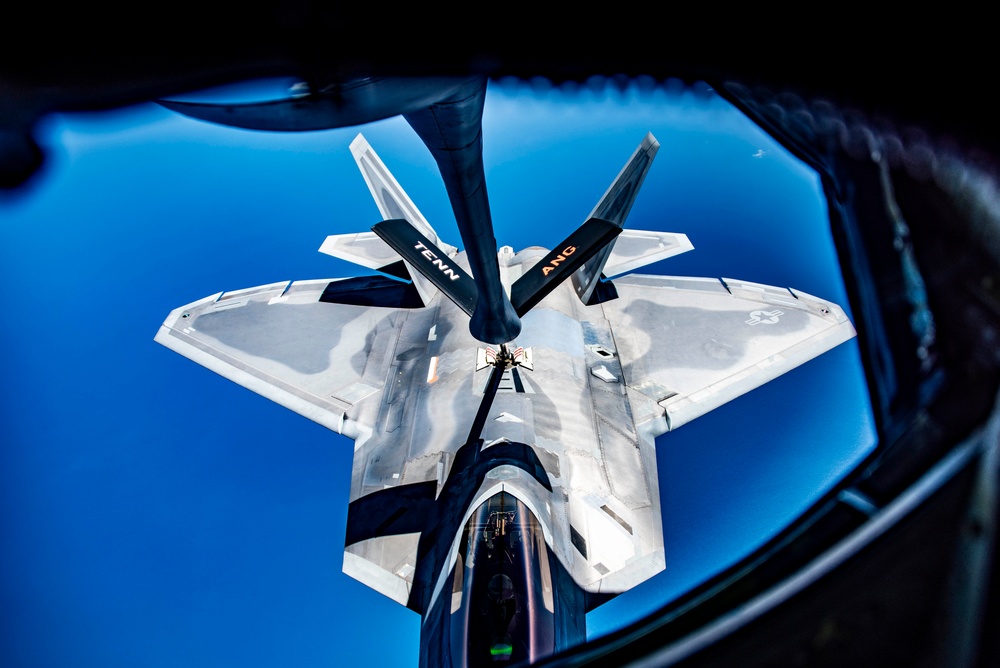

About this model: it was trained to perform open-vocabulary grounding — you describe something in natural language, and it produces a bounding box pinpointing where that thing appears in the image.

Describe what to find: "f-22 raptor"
[156,127,855,666]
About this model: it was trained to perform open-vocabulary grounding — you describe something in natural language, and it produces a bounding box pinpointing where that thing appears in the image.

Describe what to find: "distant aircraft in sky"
[156,121,855,665]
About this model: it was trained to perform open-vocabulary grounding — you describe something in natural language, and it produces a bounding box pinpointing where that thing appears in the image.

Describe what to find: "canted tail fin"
[349,134,455,255]
[571,132,661,304]
[333,134,457,305]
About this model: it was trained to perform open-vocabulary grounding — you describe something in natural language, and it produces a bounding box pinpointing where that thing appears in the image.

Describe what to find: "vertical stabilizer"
[571,132,660,304]
[350,134,457,304]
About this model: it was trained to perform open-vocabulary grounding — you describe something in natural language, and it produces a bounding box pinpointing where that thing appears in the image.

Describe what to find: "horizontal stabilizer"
[573,132,660,304]
[319,232,403,271]
[601,229,694,277]
[510,218,622,316]
[372,219,477,315]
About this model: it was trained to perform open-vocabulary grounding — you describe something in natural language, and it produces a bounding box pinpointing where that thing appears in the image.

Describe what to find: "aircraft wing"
[603,275,856,435]
[154,278,403,440]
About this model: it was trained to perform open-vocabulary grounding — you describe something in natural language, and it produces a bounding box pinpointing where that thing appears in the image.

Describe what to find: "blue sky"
[0,81,874,666]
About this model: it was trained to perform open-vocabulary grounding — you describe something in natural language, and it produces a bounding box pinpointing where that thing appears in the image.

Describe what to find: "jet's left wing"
[602,275,856,435]
[155,278,406,439]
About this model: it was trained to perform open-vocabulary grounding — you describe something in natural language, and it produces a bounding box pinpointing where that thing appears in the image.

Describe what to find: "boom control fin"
[372,219,477,316]
[510,218,621,316]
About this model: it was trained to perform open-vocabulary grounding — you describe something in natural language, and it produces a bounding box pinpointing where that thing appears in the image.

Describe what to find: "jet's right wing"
[602,275,856,435]
[155,278,406,440]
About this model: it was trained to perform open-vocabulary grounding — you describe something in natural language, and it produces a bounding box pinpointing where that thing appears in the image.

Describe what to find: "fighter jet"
[155,131,856,666]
